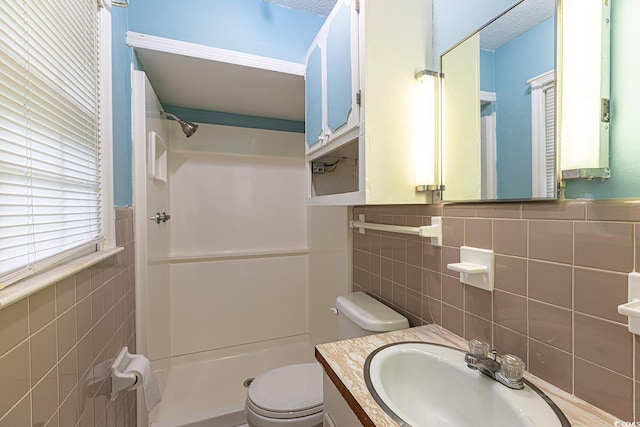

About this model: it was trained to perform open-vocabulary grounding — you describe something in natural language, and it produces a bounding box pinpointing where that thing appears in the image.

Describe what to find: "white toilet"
[245,292,410,427]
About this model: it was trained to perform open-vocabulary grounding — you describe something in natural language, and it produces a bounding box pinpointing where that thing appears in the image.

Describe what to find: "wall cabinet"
[305,0,436,206]
[305,0,360,153]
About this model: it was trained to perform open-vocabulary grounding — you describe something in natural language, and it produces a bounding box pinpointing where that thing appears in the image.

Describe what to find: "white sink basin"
[364,342,569,427]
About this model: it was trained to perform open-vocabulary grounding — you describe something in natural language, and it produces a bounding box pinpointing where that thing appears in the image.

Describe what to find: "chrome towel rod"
[350,215,442,247]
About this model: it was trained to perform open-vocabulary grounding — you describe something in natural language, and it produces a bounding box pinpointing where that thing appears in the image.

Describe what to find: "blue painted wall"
[480,49,495,92]
[128,0,324,63]
[111,0,325,205]
[494,17,554,199]
[480,49,496,118]
[164,105,304,133]
[112,6,133,207]
[114,0,640,204]
[564,0,640,199]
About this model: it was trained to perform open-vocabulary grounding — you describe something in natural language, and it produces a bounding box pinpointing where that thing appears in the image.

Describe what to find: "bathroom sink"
[364,342,570,427]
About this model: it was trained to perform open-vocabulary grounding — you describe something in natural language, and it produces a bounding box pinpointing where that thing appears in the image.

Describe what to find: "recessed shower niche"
[148,130,167,183]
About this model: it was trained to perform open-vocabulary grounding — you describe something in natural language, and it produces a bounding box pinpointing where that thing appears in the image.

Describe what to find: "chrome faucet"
[464,339,525,390]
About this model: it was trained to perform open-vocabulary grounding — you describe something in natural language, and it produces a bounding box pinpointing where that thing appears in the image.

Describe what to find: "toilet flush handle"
[329,307,338,316]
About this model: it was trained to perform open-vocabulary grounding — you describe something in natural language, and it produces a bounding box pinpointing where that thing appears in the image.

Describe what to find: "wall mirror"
[440,0,557,202]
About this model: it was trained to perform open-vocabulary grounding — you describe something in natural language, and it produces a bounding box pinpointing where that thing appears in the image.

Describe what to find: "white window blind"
[544,85,556,198]
[529,70,555,198]
[0,0,103,288]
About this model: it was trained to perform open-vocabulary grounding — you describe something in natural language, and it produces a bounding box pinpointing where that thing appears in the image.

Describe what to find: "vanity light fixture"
[559,0,611,181]
[414,69,441,192]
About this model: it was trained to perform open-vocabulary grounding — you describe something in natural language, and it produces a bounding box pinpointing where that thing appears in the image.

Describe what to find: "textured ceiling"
[266,0,554,48]
[265,0,338,16]
[480,0,555,50]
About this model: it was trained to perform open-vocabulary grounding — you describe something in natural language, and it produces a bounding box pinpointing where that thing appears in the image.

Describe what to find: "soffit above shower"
[127,32,306,122]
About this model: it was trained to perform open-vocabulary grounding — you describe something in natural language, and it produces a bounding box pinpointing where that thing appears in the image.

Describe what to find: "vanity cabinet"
[322,373,361,427]
[305,0,435,206]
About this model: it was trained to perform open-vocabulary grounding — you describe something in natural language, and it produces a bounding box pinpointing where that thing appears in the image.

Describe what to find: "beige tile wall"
[0,207,137,427]
[353,201,640,422]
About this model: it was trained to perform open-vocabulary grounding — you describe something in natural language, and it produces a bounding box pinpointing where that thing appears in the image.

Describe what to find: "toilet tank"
[336,292,409,340]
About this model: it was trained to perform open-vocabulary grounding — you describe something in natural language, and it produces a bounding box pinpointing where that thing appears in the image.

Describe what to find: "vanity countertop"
[315,324,618,427]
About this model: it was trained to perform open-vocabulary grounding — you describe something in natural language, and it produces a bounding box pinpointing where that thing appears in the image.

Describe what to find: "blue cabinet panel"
[305,44,323,147]
[326,1,353,133]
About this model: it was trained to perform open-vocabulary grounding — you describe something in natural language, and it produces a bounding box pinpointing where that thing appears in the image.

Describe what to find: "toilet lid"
[248,363,323,415]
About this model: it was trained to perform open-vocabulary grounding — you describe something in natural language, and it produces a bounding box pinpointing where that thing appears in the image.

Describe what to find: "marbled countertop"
[315,324,617,427]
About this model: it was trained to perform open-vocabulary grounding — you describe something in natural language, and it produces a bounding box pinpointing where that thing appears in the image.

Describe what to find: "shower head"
[177,119,198,138]
[162,112,199,138]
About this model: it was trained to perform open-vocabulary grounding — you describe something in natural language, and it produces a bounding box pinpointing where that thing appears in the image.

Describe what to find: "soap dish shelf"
[618,273,640,334]
[618,300,640,317]
[446,246,494,291]
[446,262,488,275]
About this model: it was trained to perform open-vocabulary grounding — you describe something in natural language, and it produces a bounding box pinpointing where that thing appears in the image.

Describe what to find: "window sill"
[0,247,124,309]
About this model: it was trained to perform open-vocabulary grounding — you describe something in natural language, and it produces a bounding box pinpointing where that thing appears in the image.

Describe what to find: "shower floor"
[149,335,316,427]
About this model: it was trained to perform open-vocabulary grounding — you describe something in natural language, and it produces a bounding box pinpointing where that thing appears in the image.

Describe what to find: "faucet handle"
[468,339,490,357]
[500,354,525,382]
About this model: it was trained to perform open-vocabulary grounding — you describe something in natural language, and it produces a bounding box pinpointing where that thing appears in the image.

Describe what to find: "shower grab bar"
[350,215,442,247]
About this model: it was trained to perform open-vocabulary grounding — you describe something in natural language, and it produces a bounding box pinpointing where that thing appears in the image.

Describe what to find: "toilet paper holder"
[110,346,140,401]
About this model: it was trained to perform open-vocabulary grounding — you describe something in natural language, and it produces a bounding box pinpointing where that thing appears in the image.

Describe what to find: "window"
[0,1,114,288]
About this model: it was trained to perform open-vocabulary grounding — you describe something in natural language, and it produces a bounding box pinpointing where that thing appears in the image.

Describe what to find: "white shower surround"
[133,69,309,424]
[161,124,309,357]
[151,123,310,426]
[133,69,350,426]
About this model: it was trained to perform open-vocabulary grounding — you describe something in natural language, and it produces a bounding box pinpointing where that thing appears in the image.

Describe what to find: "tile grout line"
[571,219,576,396]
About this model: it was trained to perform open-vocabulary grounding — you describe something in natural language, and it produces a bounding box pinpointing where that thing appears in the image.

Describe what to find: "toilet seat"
[246,363,323,419]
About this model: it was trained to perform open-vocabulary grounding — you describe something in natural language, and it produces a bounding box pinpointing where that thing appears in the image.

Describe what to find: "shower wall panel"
[169,151,307,255]
[166,124,308,356]
[170,256,308,355]
[132,71,173,365]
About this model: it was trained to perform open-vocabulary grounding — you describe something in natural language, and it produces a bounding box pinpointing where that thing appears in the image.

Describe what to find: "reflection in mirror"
[560,0,611,191]
[441,0,556,202]
[563,0,637,199]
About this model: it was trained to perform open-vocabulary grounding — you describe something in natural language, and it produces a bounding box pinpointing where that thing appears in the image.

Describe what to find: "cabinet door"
[323,373,361,427]
[325,0,357,136]
[305,42,324,148]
